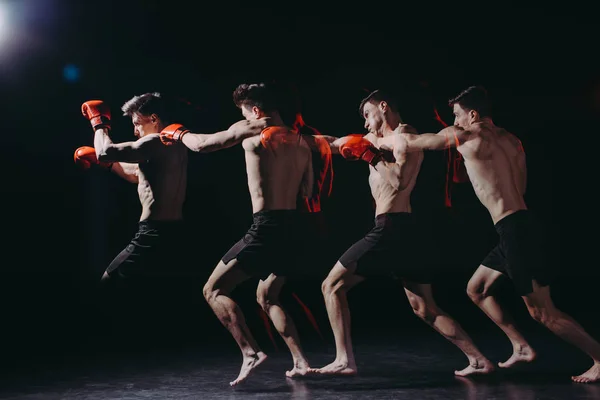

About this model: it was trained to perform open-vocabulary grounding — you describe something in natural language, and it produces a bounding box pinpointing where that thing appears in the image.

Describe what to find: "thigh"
[105,229,160,279]
[326,261,365,290]
[467,264,506,294]
[256,273,286,300]
[402,281,436,307]
[480,245,508,276]
[205,258,251,295]
[339,234,389,279]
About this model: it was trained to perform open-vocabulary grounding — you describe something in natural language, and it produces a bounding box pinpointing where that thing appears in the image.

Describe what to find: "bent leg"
[256,273,310,378]
[524,281,600,383]
[467,265,536,368]
[203,258,266,386]
[403,281,494,376]
[311,261,364,376]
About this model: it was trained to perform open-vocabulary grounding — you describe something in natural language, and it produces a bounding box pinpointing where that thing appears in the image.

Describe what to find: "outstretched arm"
[176,118,270,153]
[404,126,472,152]
[317,135,361,155]
[94,129,164,163]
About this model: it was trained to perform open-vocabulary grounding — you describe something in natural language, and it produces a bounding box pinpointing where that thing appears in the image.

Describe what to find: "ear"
[251,106,261,117]
[379,101,388,113]
[150,113,160,124]
[469,110,479,121]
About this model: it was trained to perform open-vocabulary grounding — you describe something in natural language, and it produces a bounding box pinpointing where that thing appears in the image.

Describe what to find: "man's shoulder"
[397,123,419,134]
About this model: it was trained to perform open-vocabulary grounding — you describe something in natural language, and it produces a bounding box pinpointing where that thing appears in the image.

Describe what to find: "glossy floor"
[2,334,599,400]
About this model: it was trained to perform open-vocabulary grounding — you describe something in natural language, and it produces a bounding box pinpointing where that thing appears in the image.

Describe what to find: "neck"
[381,114,402,137]
[265,112,286,127]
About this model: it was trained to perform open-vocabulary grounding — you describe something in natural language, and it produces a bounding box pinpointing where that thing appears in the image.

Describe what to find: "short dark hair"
[232,83,279,113]
[358,89,399,117]
[448,86,492,118]
[121,92,173,123]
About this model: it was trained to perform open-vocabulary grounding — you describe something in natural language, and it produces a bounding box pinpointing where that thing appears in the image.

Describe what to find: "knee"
[256,288,276,311]
[202,283,218,303]
[321,276,340,297]
[527,306,554,325]
[407,296,437,322]
[466,280,488,303]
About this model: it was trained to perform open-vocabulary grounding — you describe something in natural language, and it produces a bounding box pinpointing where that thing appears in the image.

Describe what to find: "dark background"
[1,0,598,375]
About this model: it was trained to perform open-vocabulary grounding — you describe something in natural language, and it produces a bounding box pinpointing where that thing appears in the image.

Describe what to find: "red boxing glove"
[339,136,384,166]
[74,146,113,170]
[81,100,111,131]
[260,126,298,150]
[160,123,190,145]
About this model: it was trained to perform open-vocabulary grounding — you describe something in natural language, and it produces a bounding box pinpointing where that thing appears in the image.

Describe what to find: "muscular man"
[180,83,315,386]
[311,90,494,377]
[76,93,188,284]
[77,93,273,284]
[403,85,600,383]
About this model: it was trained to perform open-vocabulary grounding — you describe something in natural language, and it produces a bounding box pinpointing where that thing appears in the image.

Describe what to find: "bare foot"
[230,352,268,387]
[286,359,310,378]
[455,358,495,377]
[498,345,536,368]
[308,360,357,376]
[572,362,600,383]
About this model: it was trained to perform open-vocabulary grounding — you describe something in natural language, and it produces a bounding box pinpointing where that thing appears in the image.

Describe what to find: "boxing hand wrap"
[81,100,111,131]
[74,146,113,170]
[160,123,190,146]
[260,126,298,150]
[339,136,384,166]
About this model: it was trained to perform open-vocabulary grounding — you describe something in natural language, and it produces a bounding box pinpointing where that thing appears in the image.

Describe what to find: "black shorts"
[482,210,553,295]
[105,220,183,279]
[338,213,431,283]
[222,210,300,280]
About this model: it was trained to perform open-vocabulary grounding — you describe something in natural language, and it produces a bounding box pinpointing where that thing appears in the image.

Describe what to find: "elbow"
[96,145,116,163]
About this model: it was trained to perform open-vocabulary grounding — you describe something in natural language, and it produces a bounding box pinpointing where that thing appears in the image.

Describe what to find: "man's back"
[458,122,527,223]
[137,138,188,221]
[243,128,312,213]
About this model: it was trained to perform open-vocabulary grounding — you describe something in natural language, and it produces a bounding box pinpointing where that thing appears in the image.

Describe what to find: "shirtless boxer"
[75,93,188,284]
[403,85,600,383]
[311,90,494,377]
[172,83,315,386]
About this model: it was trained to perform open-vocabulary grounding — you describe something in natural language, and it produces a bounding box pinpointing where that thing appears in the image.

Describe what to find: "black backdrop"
[1,0,598,369]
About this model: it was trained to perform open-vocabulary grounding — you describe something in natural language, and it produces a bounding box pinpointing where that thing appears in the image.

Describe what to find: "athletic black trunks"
[482,210,553,295]
[105,219,183,279]
[338,212,431,283]
[221,210,301,279]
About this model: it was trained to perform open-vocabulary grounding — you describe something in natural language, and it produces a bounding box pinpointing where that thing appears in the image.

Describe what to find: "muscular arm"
[110,162,139,183]
[404,126,471,152]
[94,129,164,163]
[181,118,269,153]
[316,135,356,155]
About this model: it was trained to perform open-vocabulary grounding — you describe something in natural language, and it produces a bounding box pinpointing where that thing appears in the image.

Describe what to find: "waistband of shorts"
[252,209,299,219]
[494,209,529,230]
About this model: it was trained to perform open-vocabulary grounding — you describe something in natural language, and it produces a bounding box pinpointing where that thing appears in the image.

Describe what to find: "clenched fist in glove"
[160,123,190,145]
[74,146,113,170]
[81,100,111,131]
[339,136,390,166]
